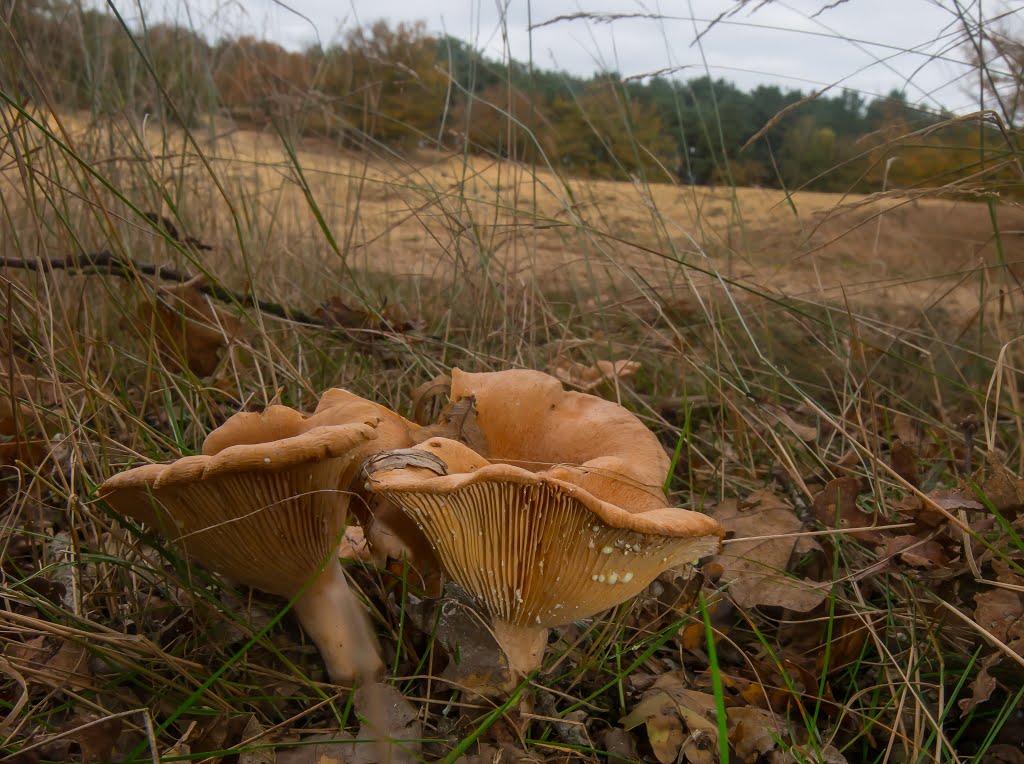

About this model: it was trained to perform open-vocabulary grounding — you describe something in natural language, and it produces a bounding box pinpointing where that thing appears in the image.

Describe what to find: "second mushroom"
[363,369,724,681]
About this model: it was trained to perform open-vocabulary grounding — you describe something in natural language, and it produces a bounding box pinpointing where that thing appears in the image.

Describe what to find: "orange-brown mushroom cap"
[449,368,669,490]
[311,388,418,454]
[99,406,383,681]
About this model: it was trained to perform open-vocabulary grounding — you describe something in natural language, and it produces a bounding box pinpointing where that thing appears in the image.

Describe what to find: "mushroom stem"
[491,620,549,678]
[292,557,384,682]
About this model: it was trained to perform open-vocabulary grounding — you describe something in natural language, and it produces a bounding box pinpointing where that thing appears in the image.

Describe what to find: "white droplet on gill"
[622,571,635,583]
[601,546,613,555]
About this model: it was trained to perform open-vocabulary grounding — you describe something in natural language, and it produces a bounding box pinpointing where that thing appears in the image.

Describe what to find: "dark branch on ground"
[0,249,323,325]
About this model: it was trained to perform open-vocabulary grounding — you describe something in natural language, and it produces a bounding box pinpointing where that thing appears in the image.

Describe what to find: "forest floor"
[3,109,1024,763]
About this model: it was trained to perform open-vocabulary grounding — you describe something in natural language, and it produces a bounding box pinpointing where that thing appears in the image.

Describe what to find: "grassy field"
[3,90,1024,764]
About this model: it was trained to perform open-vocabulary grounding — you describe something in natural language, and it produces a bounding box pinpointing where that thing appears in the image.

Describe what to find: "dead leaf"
[763,403,817,442]
[411,396,489,456]
[238,715,275,764]
[143,211,212,250]
[550,357,640,392]
[974,588,1024,642]
[352,683,422,763]
[975,452,1024,515]
[773,743,849,763]
[727,706,785,763]
[275,733,354,764]
[337,526,374,563]
[983,744,1024,764]
[712,491,828,611]
[0,351,74,440]
[925,490,985,512]
[185,713,259,759]
[454,743,543,763]
[404,584,517,694]
[621,692,694,764]
[316,296,423,336]
[275,684,420,763]
[882,535,949,569]
[136,283,242,377]
[61,713,123,763]
[959,651,1002,713]
[411,373,452,425]
[621,673,720,764]
[0,438,50,469]
[7,635,92,691]
[993,559,1024,587]
[812,477,885,544]
[315,296,373,330]
[601,728,639,761]
[890,414,920,447]
[898,489,985,528]
[890,439,920,487]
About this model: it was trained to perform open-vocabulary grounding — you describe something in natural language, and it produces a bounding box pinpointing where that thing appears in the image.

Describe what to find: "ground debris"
[550,357,641,392]
[712,489,828,611]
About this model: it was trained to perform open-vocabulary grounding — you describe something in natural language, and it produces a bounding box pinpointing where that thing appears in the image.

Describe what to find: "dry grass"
[3,95,1024,763]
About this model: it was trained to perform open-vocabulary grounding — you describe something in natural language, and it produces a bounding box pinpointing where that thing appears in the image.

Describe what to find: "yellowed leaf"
[622,673,721,764]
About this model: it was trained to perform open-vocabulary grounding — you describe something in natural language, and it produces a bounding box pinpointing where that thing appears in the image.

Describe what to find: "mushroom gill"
[364,435,723,681]
[99,404,384,682]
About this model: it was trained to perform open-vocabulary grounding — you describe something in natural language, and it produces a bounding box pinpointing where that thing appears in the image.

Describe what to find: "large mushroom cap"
[366,437,722,630]
[100,412,377,596]
[311,388,417,453]
[449,368,669,489]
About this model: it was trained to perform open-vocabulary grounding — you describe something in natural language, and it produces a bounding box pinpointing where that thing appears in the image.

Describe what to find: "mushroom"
[309,388,444,593]
[363,369,723,679]
[99,404,384,682]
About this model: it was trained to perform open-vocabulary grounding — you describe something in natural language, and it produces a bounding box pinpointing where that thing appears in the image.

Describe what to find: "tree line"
[4,0,1019,195]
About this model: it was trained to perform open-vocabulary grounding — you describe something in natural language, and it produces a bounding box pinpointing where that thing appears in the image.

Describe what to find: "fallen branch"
[1,248,436,366]
[1,249,321,325]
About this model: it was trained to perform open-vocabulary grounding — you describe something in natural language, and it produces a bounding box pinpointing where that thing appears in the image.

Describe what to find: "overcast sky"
[131,0,1021,114]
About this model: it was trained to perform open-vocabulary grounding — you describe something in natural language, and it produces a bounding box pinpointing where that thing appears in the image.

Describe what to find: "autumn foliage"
[4,0,1021,193]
